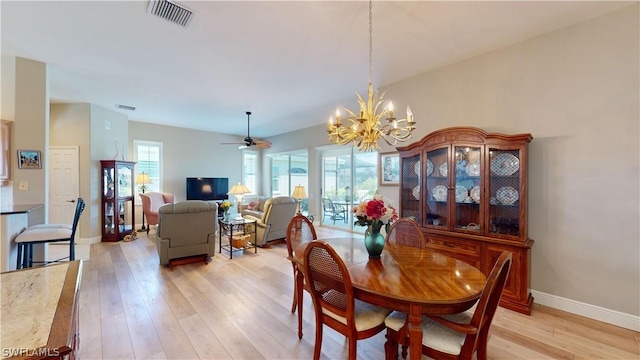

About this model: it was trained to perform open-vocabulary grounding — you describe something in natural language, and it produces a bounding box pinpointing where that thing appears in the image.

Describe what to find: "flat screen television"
[186,177,229,201]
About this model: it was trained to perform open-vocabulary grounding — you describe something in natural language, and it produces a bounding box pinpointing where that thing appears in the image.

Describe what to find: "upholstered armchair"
[140,192,175,234]
[156,200,218,266]
[242,196,297,247]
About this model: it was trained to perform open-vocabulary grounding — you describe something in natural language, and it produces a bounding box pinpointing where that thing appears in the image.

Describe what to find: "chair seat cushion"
[385,311,471,356]
[322,295,391,331]
[241,209,263,218]
[28,223,73,230]
[15,227,72,243]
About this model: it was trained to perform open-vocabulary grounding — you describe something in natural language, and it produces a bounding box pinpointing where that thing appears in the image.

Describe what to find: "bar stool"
[15,198,85,269]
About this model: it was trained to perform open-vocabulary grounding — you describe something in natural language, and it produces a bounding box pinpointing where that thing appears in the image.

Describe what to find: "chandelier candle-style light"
[327,0,415,152]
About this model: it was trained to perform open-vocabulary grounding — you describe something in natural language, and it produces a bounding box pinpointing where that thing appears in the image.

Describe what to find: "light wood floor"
[75,227,640,359]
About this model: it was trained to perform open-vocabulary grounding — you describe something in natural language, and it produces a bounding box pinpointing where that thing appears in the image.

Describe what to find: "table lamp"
[227,183,251,213]
[291,185,307,215]
[136,171,152,230]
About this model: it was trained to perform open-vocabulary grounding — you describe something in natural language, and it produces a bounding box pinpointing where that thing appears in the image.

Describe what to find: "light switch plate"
[18,181,28,191]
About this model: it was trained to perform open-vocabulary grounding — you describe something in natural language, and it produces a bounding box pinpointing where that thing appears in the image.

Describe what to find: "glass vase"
[223,210,230,221]
[364,227,385,259]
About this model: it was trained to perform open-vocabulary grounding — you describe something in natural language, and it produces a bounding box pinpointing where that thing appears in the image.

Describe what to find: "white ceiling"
[1,1,633,139]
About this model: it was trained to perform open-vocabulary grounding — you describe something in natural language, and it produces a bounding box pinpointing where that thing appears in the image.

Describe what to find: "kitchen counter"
[1,261,82,359]
[0,204,45,271]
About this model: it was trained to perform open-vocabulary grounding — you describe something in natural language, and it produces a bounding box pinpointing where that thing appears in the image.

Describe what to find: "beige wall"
[12,58,48,208]
[266,5,640,317]
[127,121,245,222]
[89,105,129,239]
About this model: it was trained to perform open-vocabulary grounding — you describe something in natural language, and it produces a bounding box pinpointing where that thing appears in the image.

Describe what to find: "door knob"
[66,199,76,203]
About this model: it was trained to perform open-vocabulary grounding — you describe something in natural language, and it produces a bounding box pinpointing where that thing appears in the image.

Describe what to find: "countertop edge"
[0,203,44,215]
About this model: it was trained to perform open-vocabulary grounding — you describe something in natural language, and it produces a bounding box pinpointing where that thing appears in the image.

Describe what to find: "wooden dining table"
[293,237,487,360]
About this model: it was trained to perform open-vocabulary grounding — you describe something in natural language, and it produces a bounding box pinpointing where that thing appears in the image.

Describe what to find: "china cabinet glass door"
[400,154,420,223]
[103,165,116,235]
[453,145,482,233]
[117,164,132,198]
[488,148,523,237]
[425,147,449,228]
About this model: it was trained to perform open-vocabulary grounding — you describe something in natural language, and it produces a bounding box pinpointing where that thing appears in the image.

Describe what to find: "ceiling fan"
[221,111,272,149]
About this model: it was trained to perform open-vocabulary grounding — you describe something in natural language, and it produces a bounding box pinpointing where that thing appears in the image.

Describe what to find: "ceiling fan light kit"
[221,111,272,150]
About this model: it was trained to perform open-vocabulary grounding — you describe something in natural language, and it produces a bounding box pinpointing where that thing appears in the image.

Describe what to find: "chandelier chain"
[369,0,373,84]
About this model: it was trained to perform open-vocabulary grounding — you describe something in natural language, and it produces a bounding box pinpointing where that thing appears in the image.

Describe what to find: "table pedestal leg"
[408,304,423,360]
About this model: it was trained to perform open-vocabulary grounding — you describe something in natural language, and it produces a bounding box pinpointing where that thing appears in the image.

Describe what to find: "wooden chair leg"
[296,271,304,339]
[385,329,400,360]
[348,336,357,360]
[291,280,297,313]
[313,320,323,360]
[477,330,489,360]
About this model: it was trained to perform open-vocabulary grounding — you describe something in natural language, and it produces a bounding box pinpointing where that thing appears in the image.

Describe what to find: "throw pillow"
[247,200,260,210]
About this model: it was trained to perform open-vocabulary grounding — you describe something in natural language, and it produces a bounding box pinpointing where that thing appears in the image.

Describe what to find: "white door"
[49,146,79,224]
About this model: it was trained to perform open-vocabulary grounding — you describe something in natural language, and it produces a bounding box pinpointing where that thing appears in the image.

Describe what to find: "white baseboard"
[531,290,640,331]
[77,235,101,245]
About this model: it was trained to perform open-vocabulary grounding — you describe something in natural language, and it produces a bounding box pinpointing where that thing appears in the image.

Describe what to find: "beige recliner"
[156,200,218,265]
[243,196,297,247]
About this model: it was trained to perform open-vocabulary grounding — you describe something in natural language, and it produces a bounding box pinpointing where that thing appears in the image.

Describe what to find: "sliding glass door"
[321,148,377,231]
[270,151,309,214]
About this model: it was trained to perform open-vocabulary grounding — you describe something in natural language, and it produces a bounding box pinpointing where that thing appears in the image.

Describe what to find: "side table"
[218,218,257,259]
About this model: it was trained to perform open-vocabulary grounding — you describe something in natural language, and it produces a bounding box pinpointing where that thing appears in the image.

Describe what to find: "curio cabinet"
[101,160,136,242]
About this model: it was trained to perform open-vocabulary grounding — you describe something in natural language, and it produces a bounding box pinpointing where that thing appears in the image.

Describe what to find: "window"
[242,151,258,195]
[269,152,308,198]
[134,140,162,195]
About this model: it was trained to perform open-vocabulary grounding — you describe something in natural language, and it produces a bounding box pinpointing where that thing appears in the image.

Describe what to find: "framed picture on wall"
[379,152,399,186]
[17,150,42,169]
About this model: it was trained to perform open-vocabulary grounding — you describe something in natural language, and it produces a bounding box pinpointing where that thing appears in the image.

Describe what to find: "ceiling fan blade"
[254,140,272,149]
[220,142,245,145]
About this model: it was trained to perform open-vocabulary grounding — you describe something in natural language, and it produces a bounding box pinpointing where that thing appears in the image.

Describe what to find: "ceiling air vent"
[147,0,194,27]
[115,104,136,111]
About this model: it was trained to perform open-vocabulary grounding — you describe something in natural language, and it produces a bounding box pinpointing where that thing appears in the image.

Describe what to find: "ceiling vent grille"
[116,104,136,111]
[147,0,194,27]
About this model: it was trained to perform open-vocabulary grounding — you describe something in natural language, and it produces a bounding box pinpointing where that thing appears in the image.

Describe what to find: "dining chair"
[385,217,426,248]
[285,214,318,339]
[15,198,85,269]
[321,198,347,224]
[303,240,391,360]
[384,251,512,360]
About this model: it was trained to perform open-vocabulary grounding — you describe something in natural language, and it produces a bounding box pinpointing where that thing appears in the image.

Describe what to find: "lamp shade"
[291,185,307,200]
[136,172,151,185]
[228,183,251,195]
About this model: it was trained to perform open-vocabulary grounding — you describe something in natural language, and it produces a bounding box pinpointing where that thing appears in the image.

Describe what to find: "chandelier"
[327,0,415,152]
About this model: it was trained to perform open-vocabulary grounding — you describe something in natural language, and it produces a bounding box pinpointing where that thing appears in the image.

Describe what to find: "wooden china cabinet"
[101,160,136,242]
[397,127,534,314]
